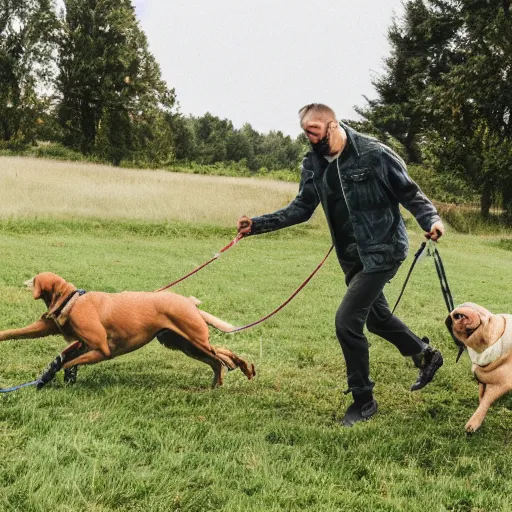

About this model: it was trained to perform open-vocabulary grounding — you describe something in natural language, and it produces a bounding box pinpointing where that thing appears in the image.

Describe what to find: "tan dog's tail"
[197,309,236,333]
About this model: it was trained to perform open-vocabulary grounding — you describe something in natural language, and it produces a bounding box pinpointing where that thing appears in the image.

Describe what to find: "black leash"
[392,240,455,315]
[392,241,427,314]
[431,244,454,313]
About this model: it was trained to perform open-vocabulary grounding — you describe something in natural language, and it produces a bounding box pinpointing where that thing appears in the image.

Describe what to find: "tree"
[356,0,461,163]
[361,0,512,218]
[57,0,176,164]
[0,0,58,144]
[424,0,512,217]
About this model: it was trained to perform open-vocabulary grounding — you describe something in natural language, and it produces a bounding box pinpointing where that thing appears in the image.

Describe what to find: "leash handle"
[155,234,244,292]
[230,245,334,333]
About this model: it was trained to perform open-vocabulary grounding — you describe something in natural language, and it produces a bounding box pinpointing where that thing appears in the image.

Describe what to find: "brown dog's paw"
[239,361,256,380]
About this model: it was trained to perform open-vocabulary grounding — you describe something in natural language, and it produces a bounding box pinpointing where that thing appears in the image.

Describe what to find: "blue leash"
[0,379,41,393]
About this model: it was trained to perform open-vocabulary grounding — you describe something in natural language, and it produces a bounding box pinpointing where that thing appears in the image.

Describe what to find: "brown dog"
[446,302,512,433]
[0,272,255,387]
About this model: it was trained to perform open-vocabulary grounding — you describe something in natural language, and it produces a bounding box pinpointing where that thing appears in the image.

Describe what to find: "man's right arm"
[237,156,320,236]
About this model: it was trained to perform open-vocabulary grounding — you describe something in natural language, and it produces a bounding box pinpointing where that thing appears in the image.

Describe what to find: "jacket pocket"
[344,168,388,210]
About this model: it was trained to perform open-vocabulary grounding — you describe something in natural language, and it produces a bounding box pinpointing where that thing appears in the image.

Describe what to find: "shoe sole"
[410,352,443,391]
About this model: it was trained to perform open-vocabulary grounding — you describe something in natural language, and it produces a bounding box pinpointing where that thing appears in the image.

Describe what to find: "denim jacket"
[250,122,440,273]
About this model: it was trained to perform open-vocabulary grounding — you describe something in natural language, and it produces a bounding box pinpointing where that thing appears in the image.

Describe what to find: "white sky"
[60,1,405,137]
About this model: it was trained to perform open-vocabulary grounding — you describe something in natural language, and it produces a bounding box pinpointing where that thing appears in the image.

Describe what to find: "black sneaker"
[410,346,443,391]
[411,337,430,369]
[340,399,378,427]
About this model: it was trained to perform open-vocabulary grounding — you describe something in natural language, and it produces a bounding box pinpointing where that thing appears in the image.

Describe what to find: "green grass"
[1,218,512,511]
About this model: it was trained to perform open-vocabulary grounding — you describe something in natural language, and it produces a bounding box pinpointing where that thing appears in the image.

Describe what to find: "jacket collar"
[339,122,361,158]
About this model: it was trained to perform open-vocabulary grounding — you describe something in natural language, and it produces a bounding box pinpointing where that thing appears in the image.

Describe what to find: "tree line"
[1,0,512,219]
[0,0,306,172]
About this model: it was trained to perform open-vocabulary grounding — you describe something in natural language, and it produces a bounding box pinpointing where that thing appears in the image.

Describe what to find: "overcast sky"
[132,1,404,137]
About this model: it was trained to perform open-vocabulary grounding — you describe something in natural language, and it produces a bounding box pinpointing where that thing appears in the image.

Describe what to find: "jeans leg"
[366,293,427,357]
[335,267,399,396]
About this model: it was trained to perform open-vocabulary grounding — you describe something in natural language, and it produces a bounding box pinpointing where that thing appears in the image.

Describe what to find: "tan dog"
[0,272,255,387]
[446,302,512,433]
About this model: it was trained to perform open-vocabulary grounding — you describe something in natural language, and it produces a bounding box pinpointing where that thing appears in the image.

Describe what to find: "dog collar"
[47,289,87,326]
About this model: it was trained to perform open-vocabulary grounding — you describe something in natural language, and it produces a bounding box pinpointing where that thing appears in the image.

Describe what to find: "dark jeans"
[335,263,426,397]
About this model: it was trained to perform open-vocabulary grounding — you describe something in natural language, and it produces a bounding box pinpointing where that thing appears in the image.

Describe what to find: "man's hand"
[237,216,253,235]
[425,220,445,242]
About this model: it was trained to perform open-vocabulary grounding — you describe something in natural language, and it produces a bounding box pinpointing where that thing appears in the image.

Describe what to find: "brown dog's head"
[24,272,77,316]
[446,302,506,361]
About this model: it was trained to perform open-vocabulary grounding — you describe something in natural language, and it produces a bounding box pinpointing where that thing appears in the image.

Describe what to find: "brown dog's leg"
[465,383,510,433]
[212,346,256,380]
[0,317,60,342]
[156,329,226,387]
[62,349,109,369]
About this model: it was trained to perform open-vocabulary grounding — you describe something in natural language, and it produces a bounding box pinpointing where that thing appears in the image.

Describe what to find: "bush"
[408,164,477,204]
[33,142,87,162]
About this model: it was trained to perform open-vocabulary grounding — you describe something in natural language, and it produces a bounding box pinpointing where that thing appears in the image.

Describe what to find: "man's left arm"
[381,146,445,241]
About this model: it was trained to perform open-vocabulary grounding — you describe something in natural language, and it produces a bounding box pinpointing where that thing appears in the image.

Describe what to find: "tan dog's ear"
[445,314,453,331]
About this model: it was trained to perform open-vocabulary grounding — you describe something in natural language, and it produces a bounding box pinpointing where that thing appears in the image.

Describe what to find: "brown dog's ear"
[34,279,42,299]
[28,276,43,300]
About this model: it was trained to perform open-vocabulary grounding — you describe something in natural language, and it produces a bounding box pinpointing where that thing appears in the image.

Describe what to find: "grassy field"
[1,157,512,511]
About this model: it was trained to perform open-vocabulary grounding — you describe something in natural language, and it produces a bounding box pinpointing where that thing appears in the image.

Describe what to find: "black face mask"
[310,125,332,156]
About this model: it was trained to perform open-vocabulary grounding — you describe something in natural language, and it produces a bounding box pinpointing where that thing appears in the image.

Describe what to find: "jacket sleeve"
[249,156,320,235]
[380,145,441,232]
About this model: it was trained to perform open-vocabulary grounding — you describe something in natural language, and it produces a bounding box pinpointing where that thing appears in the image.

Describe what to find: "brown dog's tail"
[187,297,236,333]
[197,309,236,333]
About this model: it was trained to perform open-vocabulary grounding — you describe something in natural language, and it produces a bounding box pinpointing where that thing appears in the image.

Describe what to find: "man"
[237,103,445,426]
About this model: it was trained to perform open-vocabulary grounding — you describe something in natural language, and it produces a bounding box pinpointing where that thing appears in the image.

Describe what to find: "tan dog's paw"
[465,418,482,434]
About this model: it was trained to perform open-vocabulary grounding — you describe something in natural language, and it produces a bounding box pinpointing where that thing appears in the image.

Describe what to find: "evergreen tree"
[424,0,512,217]
[356,0,460,162]
[0,0,58,144]
[57,0,175,164]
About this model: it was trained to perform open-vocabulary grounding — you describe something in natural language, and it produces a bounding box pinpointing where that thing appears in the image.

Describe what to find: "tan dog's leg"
[478,382,486,403]
[0,317,60,342]
[465,384,510,433]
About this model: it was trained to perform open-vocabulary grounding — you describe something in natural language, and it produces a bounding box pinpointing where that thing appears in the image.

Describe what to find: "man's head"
[298,103,343,157]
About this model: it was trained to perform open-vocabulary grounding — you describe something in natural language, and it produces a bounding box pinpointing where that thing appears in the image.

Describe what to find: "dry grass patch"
[0,156,322,227]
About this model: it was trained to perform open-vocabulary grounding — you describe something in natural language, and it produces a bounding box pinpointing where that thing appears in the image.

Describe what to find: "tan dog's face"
[446,302,505,354]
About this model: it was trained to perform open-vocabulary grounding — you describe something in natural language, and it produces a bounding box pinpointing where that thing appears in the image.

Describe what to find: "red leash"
[155,234,333,333]
[154,233,244,292]
[229,244,334,332]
